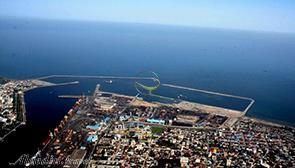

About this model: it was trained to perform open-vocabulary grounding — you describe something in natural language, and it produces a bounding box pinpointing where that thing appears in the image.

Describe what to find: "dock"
[58,95,84,99]
[93,84,101,97]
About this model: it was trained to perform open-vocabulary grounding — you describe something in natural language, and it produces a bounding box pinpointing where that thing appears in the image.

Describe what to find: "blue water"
[1,17,295,126]
[0,85,77,166]
[41,77,249,110]
[1,17,295,166]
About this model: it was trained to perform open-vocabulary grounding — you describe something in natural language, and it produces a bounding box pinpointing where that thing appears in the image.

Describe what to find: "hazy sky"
[1,0,295,33]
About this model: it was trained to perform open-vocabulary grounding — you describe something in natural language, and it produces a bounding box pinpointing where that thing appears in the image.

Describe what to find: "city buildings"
[25,89,294,168]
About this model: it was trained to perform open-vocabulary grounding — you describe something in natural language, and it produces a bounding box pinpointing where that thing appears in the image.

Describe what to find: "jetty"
[58,95,84,99]
[36,75,154,80]
[162,83,255,115]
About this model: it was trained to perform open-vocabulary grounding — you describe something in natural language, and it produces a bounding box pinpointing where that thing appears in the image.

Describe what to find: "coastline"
[0,78,80,141]
[105,90,294,129]
[1,74,293,137]
[2,75,294,167]
[245,115,294,128]
[33,74,293,128]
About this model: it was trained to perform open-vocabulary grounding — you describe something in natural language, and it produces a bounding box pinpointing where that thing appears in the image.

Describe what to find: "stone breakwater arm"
[162,83,255,114]
[35,74,154,80]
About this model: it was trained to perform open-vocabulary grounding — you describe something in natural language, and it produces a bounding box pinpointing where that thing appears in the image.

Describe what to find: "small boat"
[106,80,113,84]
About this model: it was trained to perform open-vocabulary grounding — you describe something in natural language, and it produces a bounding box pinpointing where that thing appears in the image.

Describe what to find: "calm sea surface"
[0,17,295,165]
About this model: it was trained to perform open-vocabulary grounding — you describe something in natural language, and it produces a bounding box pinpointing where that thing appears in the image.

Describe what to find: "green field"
[151,126,165,134]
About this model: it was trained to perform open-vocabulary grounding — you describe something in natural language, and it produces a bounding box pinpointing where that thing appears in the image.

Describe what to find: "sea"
[0,17,295,165]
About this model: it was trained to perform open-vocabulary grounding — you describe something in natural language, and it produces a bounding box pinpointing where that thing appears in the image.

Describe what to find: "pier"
[58,95,84,99]
[162,83,255,114]
[93,84,101,97]
[52,81,80,86]
[35,75,154,80]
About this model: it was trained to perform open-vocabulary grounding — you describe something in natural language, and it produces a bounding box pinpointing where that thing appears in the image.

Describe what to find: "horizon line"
[1,15,295,35]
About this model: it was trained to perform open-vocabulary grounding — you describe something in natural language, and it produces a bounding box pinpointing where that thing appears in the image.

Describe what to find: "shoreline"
[1,75,293,132]
[245,115,294,128]
[0,78,79,141]
[28,76,295,128]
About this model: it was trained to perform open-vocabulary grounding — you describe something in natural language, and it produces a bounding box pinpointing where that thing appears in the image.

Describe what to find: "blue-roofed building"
[86,123,101,130]
[146,118,165,125]
[87,135,98,142]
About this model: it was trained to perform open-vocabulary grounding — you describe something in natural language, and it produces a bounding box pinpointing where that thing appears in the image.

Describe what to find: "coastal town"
[0,79,34,140]
[2,1,295,167]
[0,78,53,141]
[16,84,294,168]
